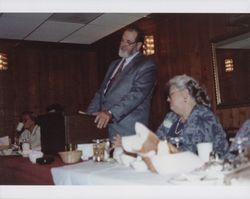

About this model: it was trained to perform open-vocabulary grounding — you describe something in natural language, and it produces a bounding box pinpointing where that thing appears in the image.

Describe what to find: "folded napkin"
[113,147,124,164]
[130,156,148,172]
[151,151,205,175]
[113,147,137,166]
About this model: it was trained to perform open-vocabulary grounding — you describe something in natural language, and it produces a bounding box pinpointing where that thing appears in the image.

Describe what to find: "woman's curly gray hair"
[166,74,211,108]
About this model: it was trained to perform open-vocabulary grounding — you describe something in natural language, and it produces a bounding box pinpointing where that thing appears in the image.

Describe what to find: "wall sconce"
[143,35,155,56]
[0,53,8,71]
[224,58,234,72]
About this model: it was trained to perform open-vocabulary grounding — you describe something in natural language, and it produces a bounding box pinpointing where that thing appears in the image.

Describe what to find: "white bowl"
[2,148,13,155]
[58,150,82,164]
[19,149,32,157]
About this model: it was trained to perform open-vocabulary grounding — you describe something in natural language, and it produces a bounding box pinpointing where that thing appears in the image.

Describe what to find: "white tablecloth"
[51,160,175,185]
[51,160,250,186]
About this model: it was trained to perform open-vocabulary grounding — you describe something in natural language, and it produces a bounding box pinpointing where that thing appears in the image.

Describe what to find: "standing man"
[86,26,157,139]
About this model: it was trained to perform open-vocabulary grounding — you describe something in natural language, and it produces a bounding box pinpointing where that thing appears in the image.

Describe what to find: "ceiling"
[1,13,249,48]
[0,13,148,45]
[216,31,250,49]
[215,14,250,49]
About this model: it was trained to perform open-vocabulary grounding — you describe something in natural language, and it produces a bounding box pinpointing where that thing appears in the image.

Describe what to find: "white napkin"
[29,150,43,163]
[0,136,9,145]
[151,151,205,175]
[119,153,136,167]
[113,147,124,164]
[130,156,148,172]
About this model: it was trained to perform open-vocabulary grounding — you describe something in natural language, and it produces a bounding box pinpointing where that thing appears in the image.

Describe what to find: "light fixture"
[143,35,155,56]
[224,58,234,72]
[0,53,8,71]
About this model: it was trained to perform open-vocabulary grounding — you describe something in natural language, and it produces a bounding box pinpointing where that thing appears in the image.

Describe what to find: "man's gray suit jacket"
[87,53,157,138]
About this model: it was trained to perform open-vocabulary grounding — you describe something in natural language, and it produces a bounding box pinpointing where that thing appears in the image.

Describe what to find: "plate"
[0,145,9,150]
[0,151,20,156]
[168,173,219,185]
[18,150,32,157]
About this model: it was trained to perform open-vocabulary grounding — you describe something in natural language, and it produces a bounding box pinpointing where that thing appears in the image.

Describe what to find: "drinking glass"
[169,137,183,148]
[93,139,105,162]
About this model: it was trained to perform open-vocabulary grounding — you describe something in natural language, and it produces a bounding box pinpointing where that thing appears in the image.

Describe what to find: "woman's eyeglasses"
[168,90,181,99]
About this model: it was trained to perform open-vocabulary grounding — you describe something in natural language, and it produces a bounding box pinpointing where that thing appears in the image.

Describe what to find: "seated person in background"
[113,74,229,158]
[226,119,250,156]
[19,111,41,151]
[156,74,229,158]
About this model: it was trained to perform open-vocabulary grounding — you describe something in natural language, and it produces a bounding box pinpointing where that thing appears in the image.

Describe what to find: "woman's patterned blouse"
[156,105,229,157]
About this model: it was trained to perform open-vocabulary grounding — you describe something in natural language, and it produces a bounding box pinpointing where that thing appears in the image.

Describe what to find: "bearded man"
[86,26,157,139]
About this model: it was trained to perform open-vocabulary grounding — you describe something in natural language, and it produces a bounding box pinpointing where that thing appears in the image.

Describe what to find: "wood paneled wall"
[0,40,98,138]
[216,49,250,107]
[0,14,249,139]
[93,14,250,133]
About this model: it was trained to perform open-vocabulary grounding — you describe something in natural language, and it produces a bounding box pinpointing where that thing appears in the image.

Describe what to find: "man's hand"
[93,111,112,129]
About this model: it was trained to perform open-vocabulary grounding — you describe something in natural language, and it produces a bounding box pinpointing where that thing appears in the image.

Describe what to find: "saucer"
[168,172,219,185]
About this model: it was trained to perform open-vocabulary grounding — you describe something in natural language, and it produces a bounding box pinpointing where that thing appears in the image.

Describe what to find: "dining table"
[49,159,250,199]
[1,154,250,199]
[0,154,64,185]
[2,152,250,187]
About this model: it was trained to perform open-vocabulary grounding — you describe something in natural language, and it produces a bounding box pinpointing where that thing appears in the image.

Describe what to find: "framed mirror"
[211,29,250,108]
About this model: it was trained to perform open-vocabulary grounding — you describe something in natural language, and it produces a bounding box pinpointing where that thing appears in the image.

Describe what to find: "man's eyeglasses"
[120,39,137,46]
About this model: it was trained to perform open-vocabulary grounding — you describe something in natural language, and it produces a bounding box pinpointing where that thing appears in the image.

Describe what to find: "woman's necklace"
[174,118,183,135]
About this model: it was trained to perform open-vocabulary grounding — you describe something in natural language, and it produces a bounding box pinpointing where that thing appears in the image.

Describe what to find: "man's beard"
[118,48,129,58]
[118,48,137,58]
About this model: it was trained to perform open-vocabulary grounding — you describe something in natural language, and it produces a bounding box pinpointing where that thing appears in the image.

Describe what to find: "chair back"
[38,113,66,155]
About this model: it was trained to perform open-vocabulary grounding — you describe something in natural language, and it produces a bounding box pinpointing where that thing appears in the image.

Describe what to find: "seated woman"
[156,74,229,157]
[226,119,250,156]
[19,111,41,151]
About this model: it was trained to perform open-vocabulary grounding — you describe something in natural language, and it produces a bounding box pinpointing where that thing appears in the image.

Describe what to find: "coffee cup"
[196,142,213,162]
[16,122,24,132]
[29,151,43,163]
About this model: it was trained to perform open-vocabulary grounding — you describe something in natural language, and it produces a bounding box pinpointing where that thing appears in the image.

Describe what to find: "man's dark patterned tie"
[104,59,126,95]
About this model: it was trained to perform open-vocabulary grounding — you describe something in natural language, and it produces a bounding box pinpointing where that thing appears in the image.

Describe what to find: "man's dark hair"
[46,103,64,113]
[125,25,144,43]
